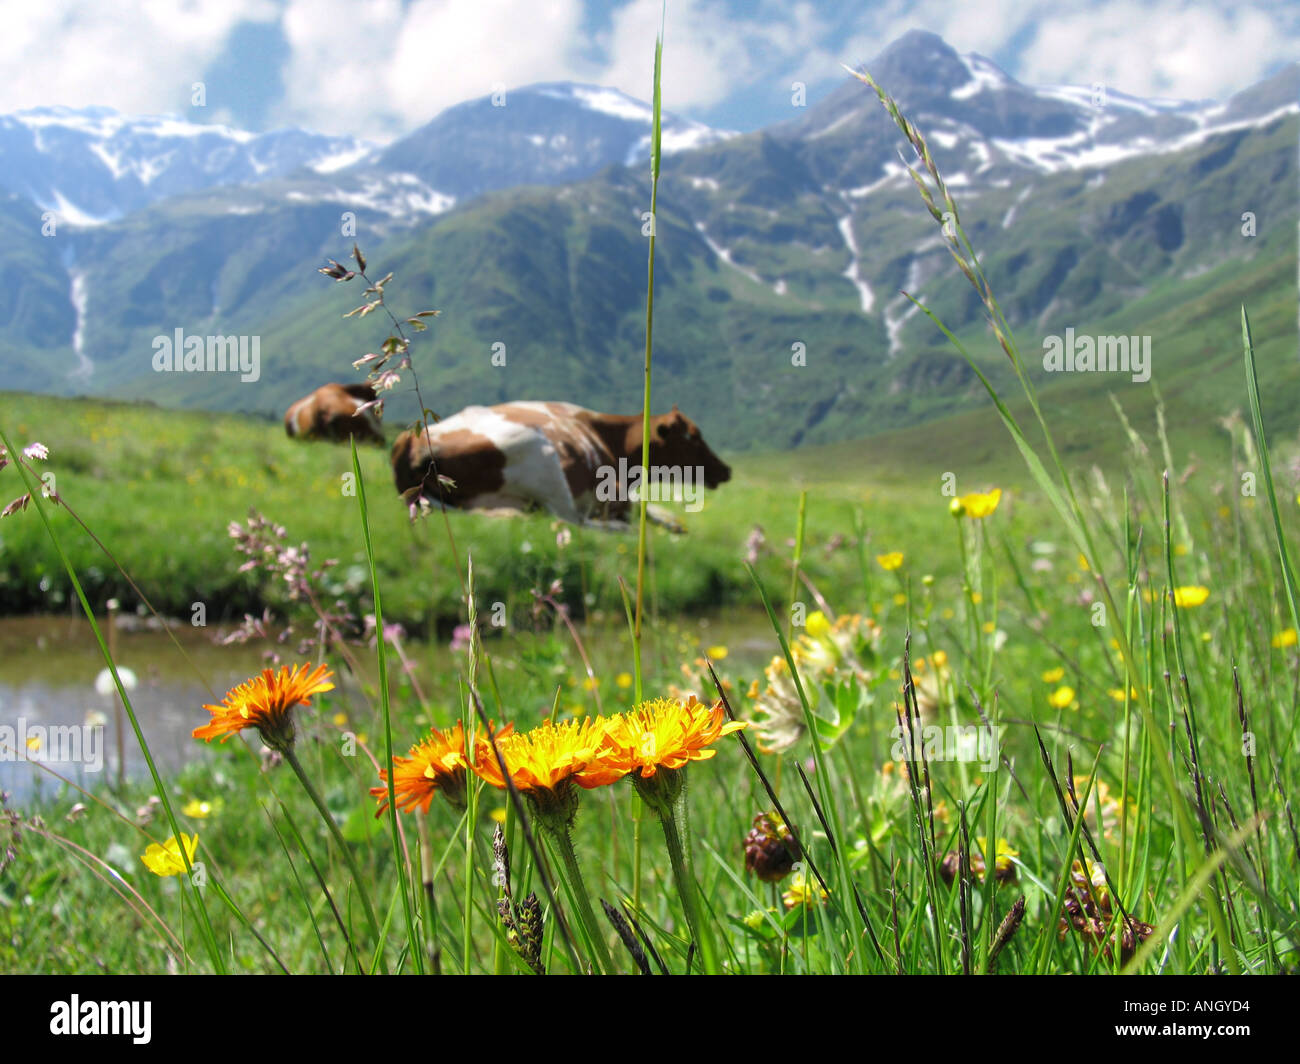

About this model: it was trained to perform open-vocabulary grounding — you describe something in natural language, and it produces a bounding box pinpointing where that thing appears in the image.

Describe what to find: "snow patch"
[837,214,874,314]
[1001,184,1033,229]
[694,221,763,285]
[808,110,856,139]
[952,55,1008,100]
[310,144,373,173]
[47,192,113,227]
[68,270,91,379]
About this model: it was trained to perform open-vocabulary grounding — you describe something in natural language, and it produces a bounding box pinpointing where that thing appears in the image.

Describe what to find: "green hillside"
[9,102,1294,455]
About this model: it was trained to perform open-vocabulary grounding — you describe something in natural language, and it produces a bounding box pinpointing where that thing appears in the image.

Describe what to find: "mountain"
[3,33,1296,453]
[0,106,373,224]
[373,81,731,201]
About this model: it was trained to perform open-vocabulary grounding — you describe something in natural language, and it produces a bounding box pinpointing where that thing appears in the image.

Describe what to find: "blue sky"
[4,1,1297,140]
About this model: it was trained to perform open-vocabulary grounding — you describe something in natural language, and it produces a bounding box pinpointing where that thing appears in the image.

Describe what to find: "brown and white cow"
[284,383,384,446]
[390,401,731,526]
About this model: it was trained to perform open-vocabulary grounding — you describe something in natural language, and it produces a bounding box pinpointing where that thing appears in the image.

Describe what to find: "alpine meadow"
[2,3,1300,1002]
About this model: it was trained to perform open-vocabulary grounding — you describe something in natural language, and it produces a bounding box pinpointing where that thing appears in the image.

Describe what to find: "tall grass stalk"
[351,440,421,973]
[631,31,664,691]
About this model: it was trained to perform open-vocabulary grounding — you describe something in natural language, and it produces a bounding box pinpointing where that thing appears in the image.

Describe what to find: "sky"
[3,0,1297,140]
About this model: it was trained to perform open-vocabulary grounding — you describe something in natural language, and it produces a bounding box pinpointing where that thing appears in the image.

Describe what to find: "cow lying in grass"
[390,401,731,529]
[284,383,384,446]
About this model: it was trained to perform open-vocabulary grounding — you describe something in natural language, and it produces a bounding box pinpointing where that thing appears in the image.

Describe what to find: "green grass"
[4,376,1300,974]
[0,390,974,632]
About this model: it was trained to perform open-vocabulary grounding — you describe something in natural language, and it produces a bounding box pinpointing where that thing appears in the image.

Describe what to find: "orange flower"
[472,717,615,794]
[371,721,512,815]
[193,663,334,750]
[599,695,747,779]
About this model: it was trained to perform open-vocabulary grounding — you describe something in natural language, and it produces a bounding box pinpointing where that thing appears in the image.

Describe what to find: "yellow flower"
[599,696,747,779]
[193,663,334,750]
[1172,586,1209,608]
[375,721,512,813]
[892,592,907,606]
[615,672,633,689]
[1272,629,1298,649]
[955,488,1002,519]
[976,836,1019,876]
[931,650,948,668]
[707,645,728,660]
[743,909,768,930]
[876,551,904,571]
[970,591,983,604]
[472,717,616,793]
[1041,666,1065,683]
[25,735,40,752]
[489,806,508,824]
[582,675,600,691]
[805,610,831,639]
[1078,553,1090,571]
[332,712,348,727]
[1048,686,1076,709]
[782,872,828,910]
[1107,686,1140,701]
[141,833,199,877]
[182,799,213,819]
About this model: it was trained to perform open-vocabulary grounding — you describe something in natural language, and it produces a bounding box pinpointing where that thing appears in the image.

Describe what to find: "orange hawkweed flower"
[472,717,616,793]
[599,695,747,780]
[371,721,512,814]
[193,663,334,751]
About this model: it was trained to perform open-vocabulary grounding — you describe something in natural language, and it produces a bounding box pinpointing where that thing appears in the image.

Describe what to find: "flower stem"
[656,780,719,974]
[545,822,614,974]
[283,744,387,973]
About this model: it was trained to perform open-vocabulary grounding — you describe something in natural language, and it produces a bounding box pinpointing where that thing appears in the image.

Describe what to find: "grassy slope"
[0,391,955,630]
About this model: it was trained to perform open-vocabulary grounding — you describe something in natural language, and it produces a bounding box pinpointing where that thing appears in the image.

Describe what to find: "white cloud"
[0,0,1295,138]
[595,0,833,112]
[1019,3,1295,100]
[277,0,589,136]
[0,0,273,115]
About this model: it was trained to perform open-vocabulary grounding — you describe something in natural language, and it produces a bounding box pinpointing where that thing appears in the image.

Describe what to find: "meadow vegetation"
[1,38,1298,978]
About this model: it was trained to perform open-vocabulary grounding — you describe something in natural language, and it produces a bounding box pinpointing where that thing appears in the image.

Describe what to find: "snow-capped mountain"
[2,31,1295,453]
[372,81,734,201]
[0,106,375,224]
[780,30,1298,190]
[0,82,731,229]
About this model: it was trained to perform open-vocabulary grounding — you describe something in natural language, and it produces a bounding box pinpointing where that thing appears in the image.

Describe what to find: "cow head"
[651,406,731,489]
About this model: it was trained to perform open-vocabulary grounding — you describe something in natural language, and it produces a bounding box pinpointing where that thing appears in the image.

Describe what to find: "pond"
[0,610,783,803]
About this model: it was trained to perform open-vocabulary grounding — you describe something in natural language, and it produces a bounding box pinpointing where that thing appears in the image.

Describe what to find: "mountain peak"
[863,29,974,95]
